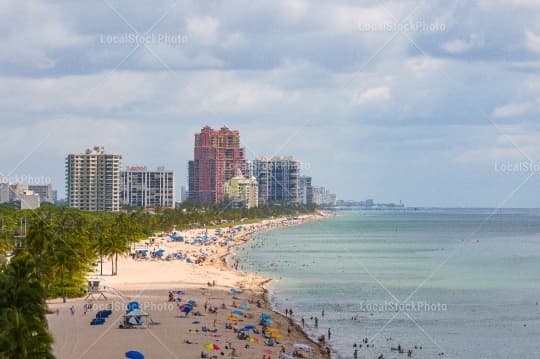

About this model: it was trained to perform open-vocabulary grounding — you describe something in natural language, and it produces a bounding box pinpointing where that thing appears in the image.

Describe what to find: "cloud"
[352,87,391,105]
[441,34,484,54]
[492,102,532,118]
[478,0,540,9]
[525,31,540,53]
[186,16,220,45]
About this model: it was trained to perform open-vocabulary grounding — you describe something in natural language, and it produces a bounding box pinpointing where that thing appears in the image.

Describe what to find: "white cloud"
[352,87,391,105]
[441,34,484,54]
[492,103,532,118]
[525,31,540,53]
[478,0,540,9]
[186,16,220,45]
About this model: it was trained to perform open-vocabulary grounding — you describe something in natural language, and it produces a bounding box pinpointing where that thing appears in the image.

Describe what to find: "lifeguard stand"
[85,279,108,300]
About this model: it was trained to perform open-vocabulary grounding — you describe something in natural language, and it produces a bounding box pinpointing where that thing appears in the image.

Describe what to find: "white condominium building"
[66,146,122,212]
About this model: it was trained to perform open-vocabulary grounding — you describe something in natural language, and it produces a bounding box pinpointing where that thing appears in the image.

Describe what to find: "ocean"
[234,209,540,359]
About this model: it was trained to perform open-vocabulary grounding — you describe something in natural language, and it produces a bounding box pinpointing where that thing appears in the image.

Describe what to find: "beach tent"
[154,249,165,256]
[125,309,149,326]
[125,350,144,359]
[126,309,148,317]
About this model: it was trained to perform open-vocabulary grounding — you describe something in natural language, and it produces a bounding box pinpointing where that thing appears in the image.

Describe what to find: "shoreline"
[47,212,332,359]
[219,214,333,358]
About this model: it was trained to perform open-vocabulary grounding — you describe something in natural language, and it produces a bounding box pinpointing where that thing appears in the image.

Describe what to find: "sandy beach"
[47,215,331,359]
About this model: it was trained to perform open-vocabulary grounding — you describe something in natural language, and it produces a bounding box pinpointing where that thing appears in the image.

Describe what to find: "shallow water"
[235,209,540,359]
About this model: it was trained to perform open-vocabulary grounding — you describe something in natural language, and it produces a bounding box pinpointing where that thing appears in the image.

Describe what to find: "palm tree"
[0,253,54,358]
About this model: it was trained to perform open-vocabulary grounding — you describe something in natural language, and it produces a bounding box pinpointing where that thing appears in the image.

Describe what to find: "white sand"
[48,215,330,359]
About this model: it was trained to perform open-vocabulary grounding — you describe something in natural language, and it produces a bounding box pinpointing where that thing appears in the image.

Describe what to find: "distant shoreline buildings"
[3,126,337,212]
[187,126,335,208]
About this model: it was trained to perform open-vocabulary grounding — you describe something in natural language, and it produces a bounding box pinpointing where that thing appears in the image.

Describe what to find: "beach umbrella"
[240,325,256,332]
[187,299,197,306]
[227,316,239,321]
[231,309,244,316]
[239,303,250,310]
[230,288,239,294]
[125,350,144,359]
[179,304,193,313]
[203,343,220,351]
[261,319,272,327]
[260,313,272,320]
[126,301,140,313]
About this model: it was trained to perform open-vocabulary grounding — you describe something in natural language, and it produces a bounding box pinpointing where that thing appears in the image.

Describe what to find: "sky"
[1,0,540,207]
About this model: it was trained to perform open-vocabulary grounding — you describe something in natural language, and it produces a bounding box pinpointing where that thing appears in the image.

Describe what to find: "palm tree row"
[0,202,315,358]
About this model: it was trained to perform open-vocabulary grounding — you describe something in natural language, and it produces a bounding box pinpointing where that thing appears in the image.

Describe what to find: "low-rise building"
[223,171,258,209]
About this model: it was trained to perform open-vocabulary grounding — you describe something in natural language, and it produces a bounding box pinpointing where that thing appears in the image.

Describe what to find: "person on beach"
[285,309,288,317]
[353,348,358,359]
[69,306,75,316]
[322,309,325,317]
[328,328,331,340]
[301,317,305,328]
[314,317,318,328]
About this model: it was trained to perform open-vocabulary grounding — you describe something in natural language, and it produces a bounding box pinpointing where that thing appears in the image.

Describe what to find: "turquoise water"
[235,209,540,359]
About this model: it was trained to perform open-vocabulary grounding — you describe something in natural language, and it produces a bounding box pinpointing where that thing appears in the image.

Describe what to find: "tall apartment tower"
[121,166,175,208]
[252,156,300,205]
[65,146,122,212]
[188,126,247,204]
[299,175,313,205]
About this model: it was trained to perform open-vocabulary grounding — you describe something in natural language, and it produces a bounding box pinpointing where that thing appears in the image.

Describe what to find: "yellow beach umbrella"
[227,316,239,321]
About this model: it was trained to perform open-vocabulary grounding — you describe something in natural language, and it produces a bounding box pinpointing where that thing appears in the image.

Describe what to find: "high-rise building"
[223,170,258,209]
[299,176,313,205]
[252,156,300,205]
[65,146,122,212]
[312,186,337,206]
[121,166,175,209]
[28,184,54,203]
[188,126,247,204]
[0,182,10,203]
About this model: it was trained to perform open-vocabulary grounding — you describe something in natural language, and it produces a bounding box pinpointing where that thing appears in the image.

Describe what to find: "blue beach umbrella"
[240,325,256,331]
[231,309,244,316]
[239,303,250,310]
[126,301,140,314]
[260,313,272,320]
[125,350,144,359]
